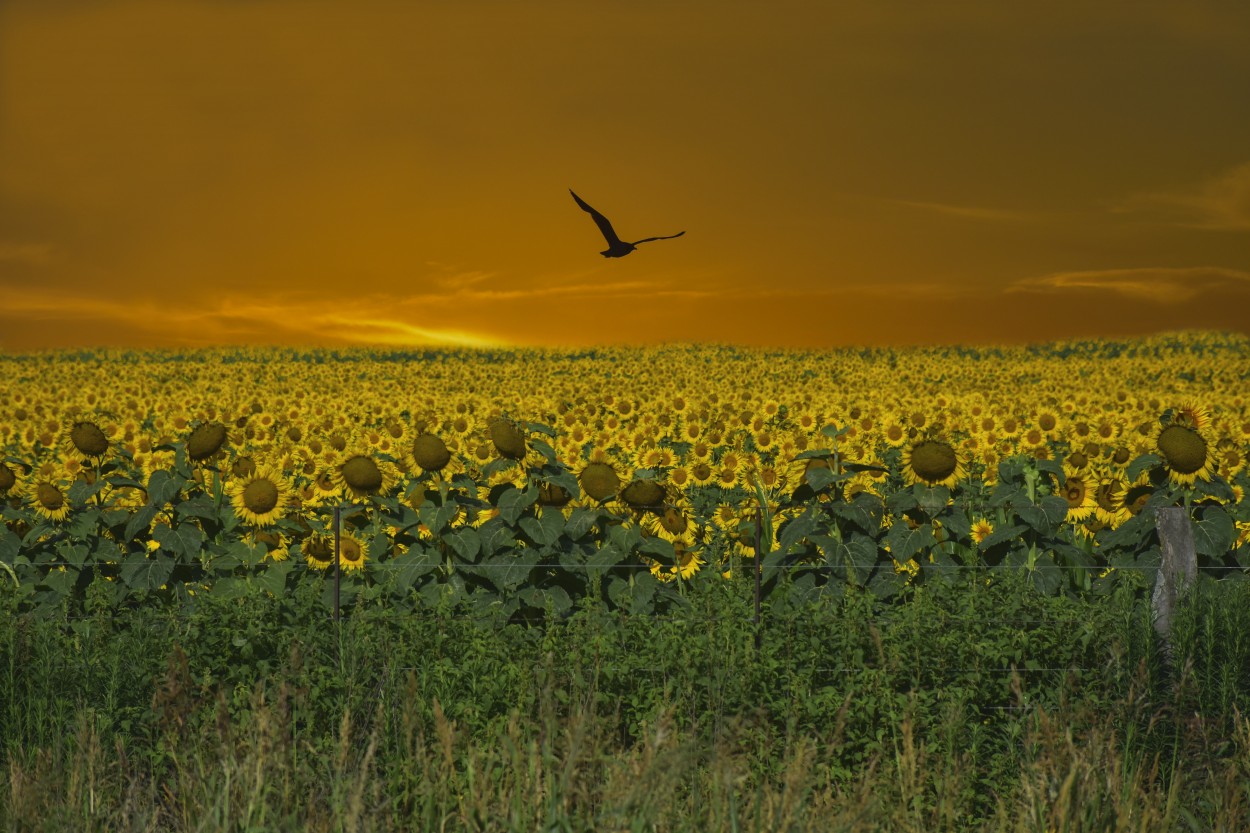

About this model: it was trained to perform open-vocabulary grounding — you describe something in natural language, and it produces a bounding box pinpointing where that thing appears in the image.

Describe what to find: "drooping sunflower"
[229,464,293,527]
[333,450,400,499]
[186,421,230,463]
[0,461,19,497]
[1155,419,1215,486]
[901,437,965,488]
[407,432,460,478]
[643,504,696,545]
[577,460,622,502]
[63,419,112,460]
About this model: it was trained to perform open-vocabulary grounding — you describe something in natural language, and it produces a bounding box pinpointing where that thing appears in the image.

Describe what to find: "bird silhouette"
[570,190,685,258]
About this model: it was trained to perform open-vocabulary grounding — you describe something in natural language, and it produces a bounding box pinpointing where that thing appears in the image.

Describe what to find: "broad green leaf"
[586,544,624,580]
[1126,453,1163,482]
[519,512,564,547]
[564,509,599,541]
[254,560,292,596]
[638,537,676,566]
[124,504,158,542]
[146,469,183,507]
[40,566,78,596]
[1192,506,1235,558]
[778,513,820,553]
[979,523,1029,550]
[390,546,441,593]
[489,550,541,592]
[887,522,932,563]
[120,552,175,590]
[480,520,517,556]
[445,528,482,562]
[153,522,206,561]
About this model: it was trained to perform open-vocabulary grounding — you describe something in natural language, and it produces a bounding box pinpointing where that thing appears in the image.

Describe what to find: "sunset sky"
[2,0,1249,351]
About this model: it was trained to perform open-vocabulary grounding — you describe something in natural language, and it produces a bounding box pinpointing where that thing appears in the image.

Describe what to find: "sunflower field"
[2,332,1249,618]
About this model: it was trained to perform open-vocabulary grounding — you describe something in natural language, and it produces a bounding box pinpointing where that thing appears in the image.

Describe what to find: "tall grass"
[2,574,1249,831]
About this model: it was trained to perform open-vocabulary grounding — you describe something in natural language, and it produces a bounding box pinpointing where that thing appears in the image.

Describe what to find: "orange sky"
[2,1,1249,351]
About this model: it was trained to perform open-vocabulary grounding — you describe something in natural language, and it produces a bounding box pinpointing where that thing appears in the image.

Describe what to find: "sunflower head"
[411,433,452,473]
[902,438,964,487]
[578,461,621,502]
[338,453,392,497]
[229,465,291,527]
[68,421,109,458]
[0,462,16,495]
[187,422,229,461]
[489,418,527,460]
[538,482,573,506]
[621,478,665,511]
[1156,421,1213,485]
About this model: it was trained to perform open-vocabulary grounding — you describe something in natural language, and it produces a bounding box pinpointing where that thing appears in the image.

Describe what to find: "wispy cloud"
[1008,266,1250,303]
[0,241,55,266]
[1115,162,1250,230]
[1,291,507,348]
[887,199,1033,222]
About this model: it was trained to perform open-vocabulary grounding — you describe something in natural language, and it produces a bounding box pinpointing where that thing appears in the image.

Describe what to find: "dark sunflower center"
[909,441,957,483]
[659,507,687,535]
[622,479,665,510]
[342,456,383,492]
[187,422,228,461]
[579,462,620,501]
[243,479,279,514]
[37,482,64,510]
[411,434,451,471]
[0,463,14,493]
[1064,479,1087,508]
[71,422,108,456]
[340,539,363,563]
[538,483,572,506]
[1157,424,1207,474]
[490,420,527,460]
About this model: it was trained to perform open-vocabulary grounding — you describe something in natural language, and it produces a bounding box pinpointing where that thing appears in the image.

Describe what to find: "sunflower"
[301,534,335,570]
[649,541,704,582]
[689,461,715,487]
[229,464,293,527]
[64,419,111,460]
[27,477,71,522]
[336,532,369,574]
[186,421,230,462]
[970,518,994,546]
[1091,471,1131,528]
[643,505,696,545]
[578,460,621,502]
[1155,420,1215,486]
[0,461,19,497]
[621,478,666,511]
[1109,474,1154,519]
[901,437,965,488]
[1171,401,1212,431]
[1060,469,1096,523]
[489,418,528,461]
[407,432,458,477]
[880,418,909,448]
[333,451,399,499]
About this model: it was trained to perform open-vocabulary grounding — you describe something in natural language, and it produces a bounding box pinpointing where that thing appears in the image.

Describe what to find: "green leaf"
[1017,497,1068,535]
[586,544,624,580]
[146,469,183,507]
[153,522,206,561]
[479,520,517,556]
[778,513,820,553]
[914,485,950,517]
[254,560,293,596]
[0,527,19,564]
[1029,554,1062,595]
[55,542,90,570]
[979,523,1029,550]
[390,546,441,593]
[121,552,175,590]
[124,504,159,543]
[445,527,482,562]
[488,550,541,592]
[519,511,564,547]
[1192,506,1235,558]
[887,522,932,563]
[803,466,837,492]
[828,493,883,534]
[41,566,78,596]
[498,486,535,526]
[564,508,599,541]
[638,536,676,566]
[629,571,659,613]
[1126,453,1163,482]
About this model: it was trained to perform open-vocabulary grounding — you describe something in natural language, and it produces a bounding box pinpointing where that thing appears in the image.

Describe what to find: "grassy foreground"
[2,574,1250,832]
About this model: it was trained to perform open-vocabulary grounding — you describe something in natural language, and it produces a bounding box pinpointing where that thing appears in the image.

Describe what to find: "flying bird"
[570,189,685,258]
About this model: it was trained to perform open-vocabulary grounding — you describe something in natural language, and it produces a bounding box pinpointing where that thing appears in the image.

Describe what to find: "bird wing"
[570,190,624,246]
[631,231,686,245]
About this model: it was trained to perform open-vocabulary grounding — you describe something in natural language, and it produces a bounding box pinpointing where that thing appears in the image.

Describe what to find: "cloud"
[0,291,507,349]
[1116,162,1250,230]
[887,199,1032,222]
[0,241,55,266]
[1008,266,1250,303]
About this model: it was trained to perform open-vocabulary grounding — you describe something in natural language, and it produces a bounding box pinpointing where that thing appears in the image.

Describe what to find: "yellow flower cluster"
[2,332,1248,578]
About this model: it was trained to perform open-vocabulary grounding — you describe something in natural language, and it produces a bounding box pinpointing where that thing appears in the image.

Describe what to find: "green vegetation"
[3,571,1249,831]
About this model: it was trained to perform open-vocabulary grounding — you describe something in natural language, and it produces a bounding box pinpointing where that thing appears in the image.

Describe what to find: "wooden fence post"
[1153,507,1197,664]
